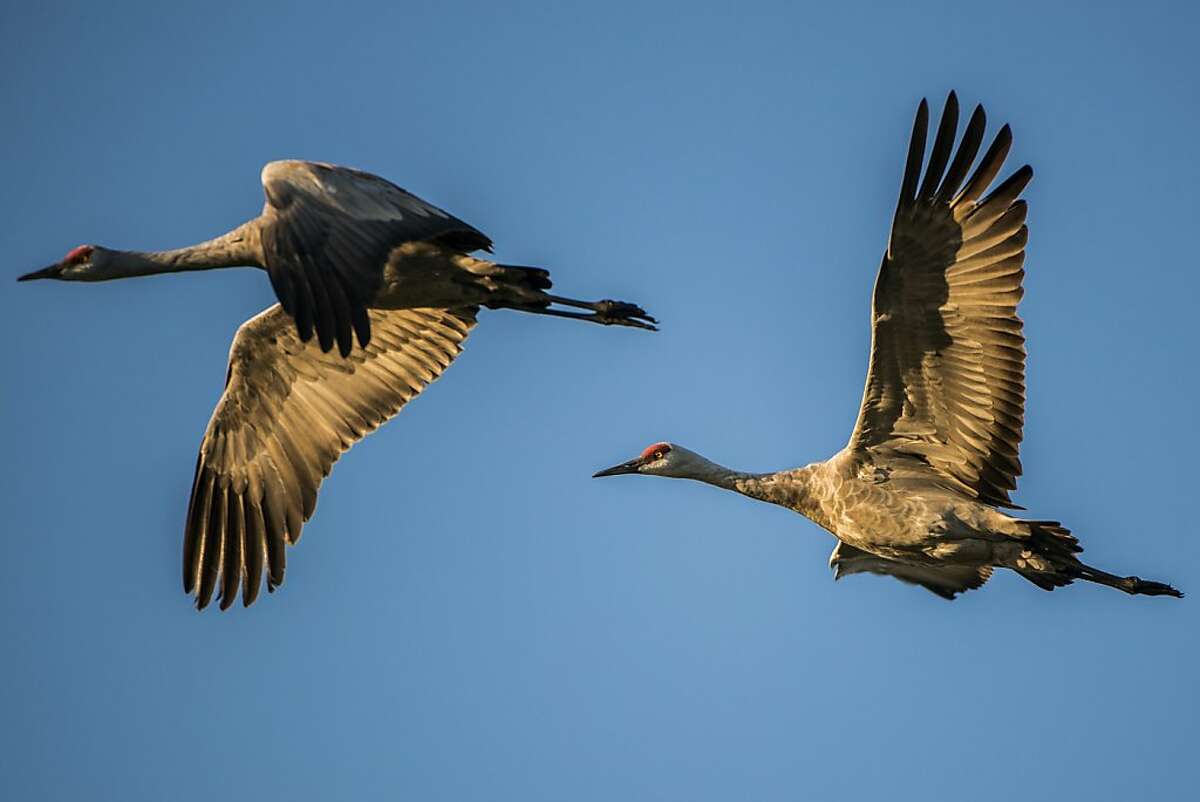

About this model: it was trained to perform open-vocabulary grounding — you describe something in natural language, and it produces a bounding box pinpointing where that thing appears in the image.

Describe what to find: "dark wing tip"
[295,317,313,344]
[355,322,372,349]
[981,163,1034,207]
[317,328,335,353]
[957,121,1015,204]
[897,99,931,210]
[936,101,988,202]
[917,92,961,201]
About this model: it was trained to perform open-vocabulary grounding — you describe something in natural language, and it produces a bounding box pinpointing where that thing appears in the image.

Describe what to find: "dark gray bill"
[18,264,62,282]
[592,458,644,478]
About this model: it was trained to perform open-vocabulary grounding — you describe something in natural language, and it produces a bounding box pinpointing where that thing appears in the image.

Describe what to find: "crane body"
[594,94,1181,601]
[20,160,655,609]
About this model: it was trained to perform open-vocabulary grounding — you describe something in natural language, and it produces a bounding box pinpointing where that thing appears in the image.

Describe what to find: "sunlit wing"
[259,160,491,356]
[829,541,992,600]
[183,304,477,610]
[848,93,1031,506]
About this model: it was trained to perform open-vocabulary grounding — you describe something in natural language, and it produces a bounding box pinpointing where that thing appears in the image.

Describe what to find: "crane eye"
[654,451,663,460]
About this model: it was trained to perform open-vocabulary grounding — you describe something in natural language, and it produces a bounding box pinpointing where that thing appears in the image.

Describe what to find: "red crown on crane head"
[640,442,671,459]
[63,245,94,264]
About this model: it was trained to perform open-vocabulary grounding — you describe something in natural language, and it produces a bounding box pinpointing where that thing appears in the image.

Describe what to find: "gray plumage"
[594,93,1181,601]
[257,161,492,354]
[19,161,657,609]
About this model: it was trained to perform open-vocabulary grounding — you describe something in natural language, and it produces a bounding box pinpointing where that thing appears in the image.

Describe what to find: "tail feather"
[495,263,553,291]
[1026,520,1082,560]
[1013,567,1072,592]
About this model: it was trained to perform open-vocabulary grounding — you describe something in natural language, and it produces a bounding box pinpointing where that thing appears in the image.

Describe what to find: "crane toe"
[593,300,658,330]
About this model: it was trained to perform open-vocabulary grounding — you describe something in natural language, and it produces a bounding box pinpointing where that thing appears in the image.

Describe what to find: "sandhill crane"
[594,93,1181,601]
[19,160,656,610]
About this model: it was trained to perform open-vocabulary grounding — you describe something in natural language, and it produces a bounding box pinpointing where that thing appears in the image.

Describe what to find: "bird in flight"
[19,161,656,610]
[594,93,1181,601]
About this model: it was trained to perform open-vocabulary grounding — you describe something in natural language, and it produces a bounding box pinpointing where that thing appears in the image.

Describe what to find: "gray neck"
[105,220,260,278]
[682,454,817,515]
[680,455,763,495]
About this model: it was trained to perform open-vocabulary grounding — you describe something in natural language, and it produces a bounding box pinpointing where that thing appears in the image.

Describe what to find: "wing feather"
[830,541,992,600]
[936,103,986,202]
[183,304,477,610]
[259,160,491,356]
[849,93,1031,506]
[917,90,958,201]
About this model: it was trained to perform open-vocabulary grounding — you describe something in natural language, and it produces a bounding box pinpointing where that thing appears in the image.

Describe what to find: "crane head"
[593,442,686,478]
[18,244,102,281]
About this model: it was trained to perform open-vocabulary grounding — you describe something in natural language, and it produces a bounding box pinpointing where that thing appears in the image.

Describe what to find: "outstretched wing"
[829,541,992,600]
[259,160,491,356]
[183,304,477,610]
[848,93,1031,507]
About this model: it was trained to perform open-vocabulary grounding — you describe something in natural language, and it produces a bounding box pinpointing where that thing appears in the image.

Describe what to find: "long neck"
[680,455,763,494]
[106,220,261,278]
[684,456,822,521]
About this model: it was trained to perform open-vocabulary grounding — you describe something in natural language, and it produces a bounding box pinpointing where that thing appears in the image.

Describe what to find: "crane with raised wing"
[594,93,1181,601]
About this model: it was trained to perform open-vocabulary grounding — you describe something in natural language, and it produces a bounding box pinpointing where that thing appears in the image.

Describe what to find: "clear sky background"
[2,1,1197,800]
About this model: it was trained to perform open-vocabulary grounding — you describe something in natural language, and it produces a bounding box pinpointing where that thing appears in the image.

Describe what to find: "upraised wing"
[848,93,1031,507]
[259,160,491,356]
[183,304,477,610]
[829,541,992,600]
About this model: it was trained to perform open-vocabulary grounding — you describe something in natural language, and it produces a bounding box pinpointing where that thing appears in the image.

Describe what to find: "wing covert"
[259,160,491,356]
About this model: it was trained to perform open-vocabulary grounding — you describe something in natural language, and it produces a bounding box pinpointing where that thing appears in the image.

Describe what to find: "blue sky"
[2,1,1197,800]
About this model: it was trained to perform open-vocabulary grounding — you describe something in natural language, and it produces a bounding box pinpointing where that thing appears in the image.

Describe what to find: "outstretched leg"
[528,294,658,330]
[479,262,657,330]
[494,297,657,330]
[1008,520,1183,598]
[1071,563,1183,598]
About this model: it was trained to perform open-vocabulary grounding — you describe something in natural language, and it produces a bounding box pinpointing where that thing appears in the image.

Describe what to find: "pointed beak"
[17,263,63,282]
[593,457,645,478]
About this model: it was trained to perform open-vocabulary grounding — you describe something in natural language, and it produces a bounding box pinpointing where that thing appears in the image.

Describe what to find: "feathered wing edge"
[830,541,992,599]
[849,92,1032,507]
[183,305,477,610]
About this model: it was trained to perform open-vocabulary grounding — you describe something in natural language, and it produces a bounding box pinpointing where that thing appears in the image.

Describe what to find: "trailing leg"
[1007,520,1183,598]
[485,264,657,330]
[1071,563,1183,598]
